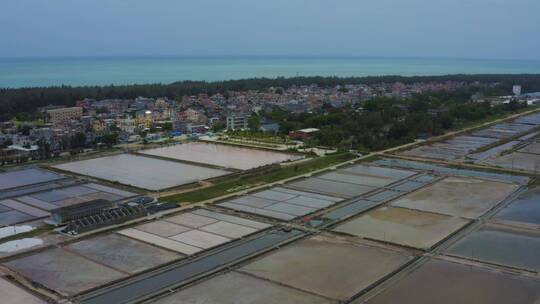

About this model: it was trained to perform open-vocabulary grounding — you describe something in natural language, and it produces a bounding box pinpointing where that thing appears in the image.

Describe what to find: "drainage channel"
[76,228,306,304]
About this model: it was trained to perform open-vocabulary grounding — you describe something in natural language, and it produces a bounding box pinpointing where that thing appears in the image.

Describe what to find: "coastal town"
[1,80,540,304]
[3,80,537,165]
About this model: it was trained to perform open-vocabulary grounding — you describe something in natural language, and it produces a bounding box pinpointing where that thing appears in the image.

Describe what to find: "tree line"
[2,74,540,121]
[264,89,528,151]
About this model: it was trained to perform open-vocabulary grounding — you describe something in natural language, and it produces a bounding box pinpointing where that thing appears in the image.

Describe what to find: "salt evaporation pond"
[0,238,43,253]
[0,225,34,239]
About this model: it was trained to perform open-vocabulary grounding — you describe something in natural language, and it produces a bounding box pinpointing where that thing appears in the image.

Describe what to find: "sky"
[1,0,539,60]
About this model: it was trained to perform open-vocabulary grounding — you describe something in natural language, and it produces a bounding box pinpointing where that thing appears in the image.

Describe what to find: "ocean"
[1,56,540,89]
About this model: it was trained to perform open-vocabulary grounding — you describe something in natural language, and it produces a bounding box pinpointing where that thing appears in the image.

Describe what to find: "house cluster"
[0,81,481,164]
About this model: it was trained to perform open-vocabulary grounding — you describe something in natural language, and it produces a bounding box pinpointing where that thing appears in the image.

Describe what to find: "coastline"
[2,56,540,89]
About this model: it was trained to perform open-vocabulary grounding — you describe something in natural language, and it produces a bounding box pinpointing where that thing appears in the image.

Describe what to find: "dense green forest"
[264,90,528,151]
[1,74,540,121]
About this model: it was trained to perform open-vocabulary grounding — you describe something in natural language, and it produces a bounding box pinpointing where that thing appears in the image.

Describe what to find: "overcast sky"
[1,0,539,60]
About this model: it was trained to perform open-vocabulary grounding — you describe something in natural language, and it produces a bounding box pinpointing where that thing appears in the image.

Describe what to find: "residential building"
[289,128,320,140]
[226,114,249,130]
[47,107,83,124]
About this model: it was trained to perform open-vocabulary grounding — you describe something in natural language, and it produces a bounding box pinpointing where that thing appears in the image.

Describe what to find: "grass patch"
[161,152,355,204]
[220,139,282,149]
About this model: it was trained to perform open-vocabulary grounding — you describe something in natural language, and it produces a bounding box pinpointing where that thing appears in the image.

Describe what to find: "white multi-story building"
[226,114,249,130]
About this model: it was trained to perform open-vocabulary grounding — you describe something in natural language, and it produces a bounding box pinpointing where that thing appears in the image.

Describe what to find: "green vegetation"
[212,121,226,132]
[446,104,535,131]
[0,138,13,148]
[225,130,291,144]
[2,74,540,121]
[247,113,261,132]
[97,133,119,148]
[161,152,355,203]
[219,128,294,149]
[219,139,282,149]
[264,90,528,151]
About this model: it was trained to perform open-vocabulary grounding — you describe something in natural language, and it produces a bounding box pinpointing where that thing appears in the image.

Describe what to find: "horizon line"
[1,54,540,62]
[3,73,540,91]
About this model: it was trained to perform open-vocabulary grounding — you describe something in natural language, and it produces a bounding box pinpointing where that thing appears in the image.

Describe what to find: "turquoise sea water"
[1,56,540,88]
